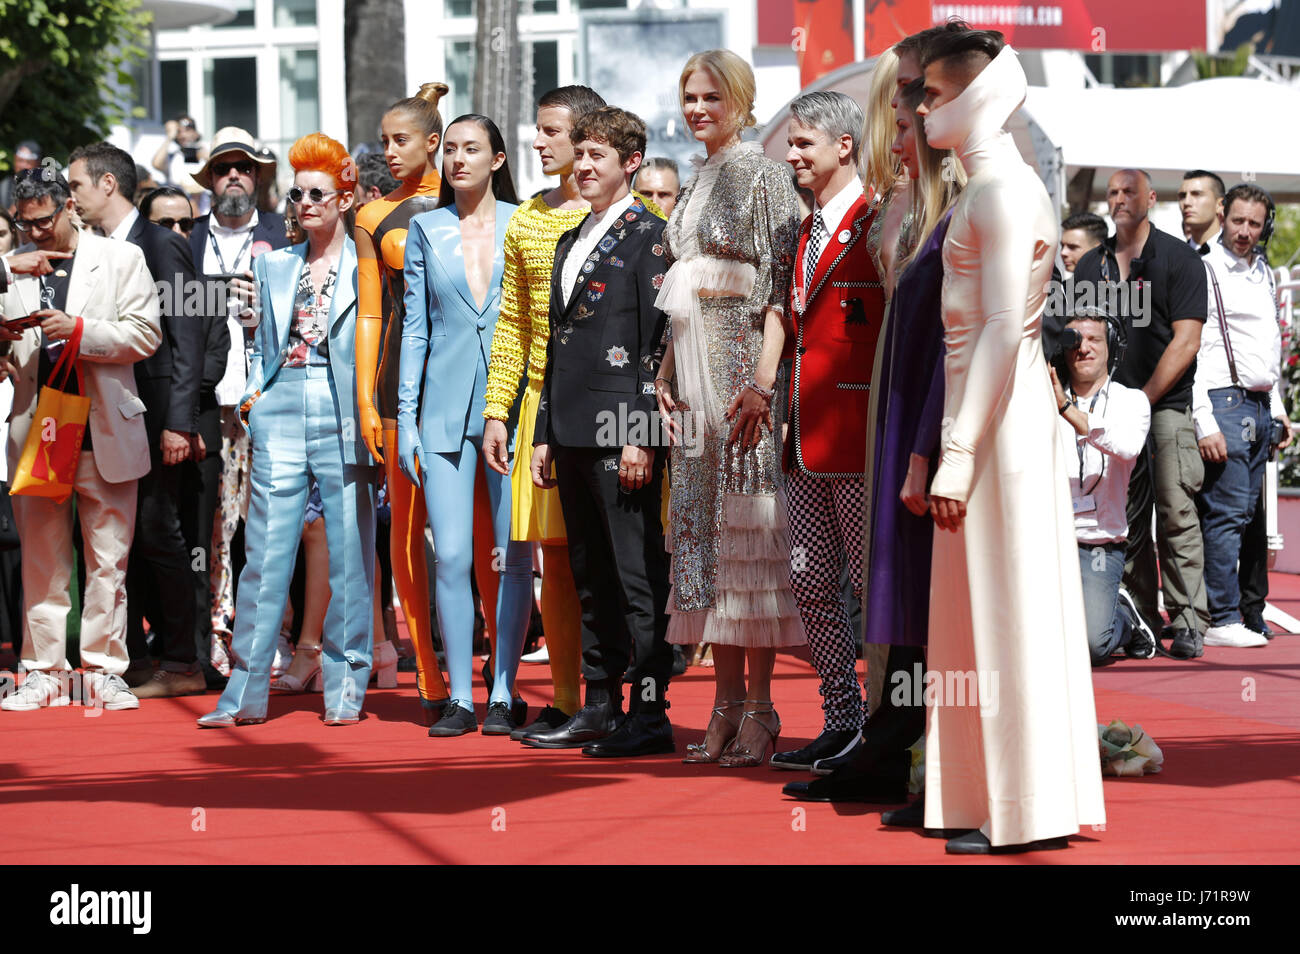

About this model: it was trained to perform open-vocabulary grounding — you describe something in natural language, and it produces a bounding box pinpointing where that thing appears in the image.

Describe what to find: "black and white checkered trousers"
[787,467,865,732]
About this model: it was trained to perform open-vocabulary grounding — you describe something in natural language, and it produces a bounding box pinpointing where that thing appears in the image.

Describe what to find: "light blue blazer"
[243,236,371,466]
[399,201,519,455]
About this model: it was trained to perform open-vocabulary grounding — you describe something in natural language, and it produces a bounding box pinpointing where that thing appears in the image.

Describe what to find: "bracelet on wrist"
[745,380,775,401]
[1058,399,1073,416]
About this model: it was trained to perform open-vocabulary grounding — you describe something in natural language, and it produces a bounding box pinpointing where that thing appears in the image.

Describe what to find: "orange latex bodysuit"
[355,172,450,719]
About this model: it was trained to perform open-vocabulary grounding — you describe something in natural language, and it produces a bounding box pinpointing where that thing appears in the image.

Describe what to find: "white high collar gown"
[922,45,1106,846]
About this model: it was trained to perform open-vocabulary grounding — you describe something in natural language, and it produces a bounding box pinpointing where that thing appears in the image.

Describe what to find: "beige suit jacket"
[1,233,161,484]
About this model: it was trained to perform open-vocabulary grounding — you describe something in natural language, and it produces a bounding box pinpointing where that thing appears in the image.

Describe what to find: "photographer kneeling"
[1050,310,1155,665]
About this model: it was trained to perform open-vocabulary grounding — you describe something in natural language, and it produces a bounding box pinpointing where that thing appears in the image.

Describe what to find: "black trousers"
[179,396,223,670]
[1239,491,1269,616]
[553,445,672,711]
[858,644,926,781]
[126,436,198,671]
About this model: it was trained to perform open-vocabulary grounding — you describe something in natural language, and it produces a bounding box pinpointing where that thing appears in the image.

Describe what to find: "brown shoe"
[123,659,155,688]
[132,669,208,699]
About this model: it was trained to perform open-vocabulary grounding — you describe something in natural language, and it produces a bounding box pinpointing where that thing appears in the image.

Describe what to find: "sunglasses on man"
[212,159,256,178]
[153,216,195,233]
[288,187,342,206]
[13,206,64,232]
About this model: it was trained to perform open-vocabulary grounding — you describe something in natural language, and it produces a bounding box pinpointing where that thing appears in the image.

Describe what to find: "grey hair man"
[772,90,885,777]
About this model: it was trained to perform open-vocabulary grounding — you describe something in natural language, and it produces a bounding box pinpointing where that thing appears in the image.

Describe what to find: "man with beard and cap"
[187,128,290,684]
[894,29,1105,855]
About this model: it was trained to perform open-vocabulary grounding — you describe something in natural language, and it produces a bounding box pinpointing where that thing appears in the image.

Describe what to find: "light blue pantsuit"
[398,201,530,712]
[215,238,377,720]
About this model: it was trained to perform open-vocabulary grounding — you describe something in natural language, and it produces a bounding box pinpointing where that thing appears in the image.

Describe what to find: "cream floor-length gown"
[921,45,1106,846]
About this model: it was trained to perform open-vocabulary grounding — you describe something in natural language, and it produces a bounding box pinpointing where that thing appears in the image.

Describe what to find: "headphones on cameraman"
[1051,307,1127,382]
[1223,182,1275,246]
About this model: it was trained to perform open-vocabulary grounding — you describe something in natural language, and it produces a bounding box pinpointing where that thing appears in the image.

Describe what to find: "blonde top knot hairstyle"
[679,49,757,134]
[388,81,451,139]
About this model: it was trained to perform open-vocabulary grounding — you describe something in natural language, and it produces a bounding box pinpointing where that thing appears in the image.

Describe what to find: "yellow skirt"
[510,381,568,543]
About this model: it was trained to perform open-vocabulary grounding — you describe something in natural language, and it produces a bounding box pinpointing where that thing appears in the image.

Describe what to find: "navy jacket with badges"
[533,197,669,450]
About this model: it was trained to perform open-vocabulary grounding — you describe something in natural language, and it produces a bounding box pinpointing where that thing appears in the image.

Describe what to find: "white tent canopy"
[761,65,1300,206]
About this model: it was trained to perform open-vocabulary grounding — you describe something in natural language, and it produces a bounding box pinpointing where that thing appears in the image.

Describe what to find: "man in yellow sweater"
[482,85,609,740]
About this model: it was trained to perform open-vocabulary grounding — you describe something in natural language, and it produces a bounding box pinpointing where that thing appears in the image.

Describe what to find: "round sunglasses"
[288,187,342,206]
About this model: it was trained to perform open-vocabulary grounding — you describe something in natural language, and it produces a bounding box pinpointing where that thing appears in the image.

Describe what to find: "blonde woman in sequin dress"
[654,50,805,767]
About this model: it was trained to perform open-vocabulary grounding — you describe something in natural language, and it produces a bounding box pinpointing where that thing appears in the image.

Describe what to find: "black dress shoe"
[782,750,909,803]
[582,711,674,758]
[771,728,861,771]
[482,701,517,735]
[510,705,570,742]
[1242,609,1274,639]
[521,702,620,748]
[428,703,477,737]
[1168,627,1204,659]
[880,796,973,838]
[944,829,1069,855]
[811,734,873,776]
[419,697,448,727]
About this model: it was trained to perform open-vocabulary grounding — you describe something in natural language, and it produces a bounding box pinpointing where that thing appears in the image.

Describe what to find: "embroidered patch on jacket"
[589,281,605,293]
[598,235,617,253]
[605,345,630,368]
[604,458,620,471]
[625,211,638,222]
[608,256,624,268]
[642,381,656,395]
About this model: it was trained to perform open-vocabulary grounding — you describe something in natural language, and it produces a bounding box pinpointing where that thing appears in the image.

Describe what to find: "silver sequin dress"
[655,141,806,648]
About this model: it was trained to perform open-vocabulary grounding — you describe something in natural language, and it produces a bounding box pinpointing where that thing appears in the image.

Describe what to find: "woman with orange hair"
[198,132,378,727]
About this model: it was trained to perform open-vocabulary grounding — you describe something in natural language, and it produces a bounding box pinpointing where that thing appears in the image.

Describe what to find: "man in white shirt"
[528,106,673,757]
[1192,184,1288,649]
[187,130,289,669]
[1051,312,1153,665]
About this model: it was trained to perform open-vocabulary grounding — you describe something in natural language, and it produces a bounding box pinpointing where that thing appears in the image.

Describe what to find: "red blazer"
[783,192,886,476]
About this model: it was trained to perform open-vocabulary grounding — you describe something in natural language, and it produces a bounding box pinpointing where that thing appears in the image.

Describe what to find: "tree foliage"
[0,0,151,173]
[1191,42,1253,79]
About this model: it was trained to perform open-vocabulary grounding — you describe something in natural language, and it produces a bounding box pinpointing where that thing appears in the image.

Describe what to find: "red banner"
[761,0,1209,72]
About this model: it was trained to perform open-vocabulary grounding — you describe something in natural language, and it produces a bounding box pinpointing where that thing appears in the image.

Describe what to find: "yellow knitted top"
[484,191,664,421]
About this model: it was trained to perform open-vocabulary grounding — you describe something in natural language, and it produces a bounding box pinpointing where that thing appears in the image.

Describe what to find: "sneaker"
[427,702,477,737]
[520,643,549,664]
[1203,622,1269,649]
[1241,609,1274,639]
[83,672,140,710]
[482,701,517,736]
[1,670,72,711]
[1117,587,1157,659]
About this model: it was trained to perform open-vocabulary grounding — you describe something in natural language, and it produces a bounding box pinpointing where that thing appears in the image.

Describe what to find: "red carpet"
[4,579,1299,865]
